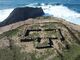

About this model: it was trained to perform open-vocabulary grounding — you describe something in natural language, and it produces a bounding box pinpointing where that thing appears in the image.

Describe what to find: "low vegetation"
[0,28,19,39]
[0,17,80,60]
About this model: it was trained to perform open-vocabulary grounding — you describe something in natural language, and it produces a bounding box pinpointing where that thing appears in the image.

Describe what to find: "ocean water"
[0,0,80,25]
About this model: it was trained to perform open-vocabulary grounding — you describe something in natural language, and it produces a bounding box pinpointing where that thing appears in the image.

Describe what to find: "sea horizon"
[0,0,80,25]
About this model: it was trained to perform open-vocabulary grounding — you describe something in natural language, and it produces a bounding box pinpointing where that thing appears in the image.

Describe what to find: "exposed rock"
[0,37,9,48]
[0,7,44,27]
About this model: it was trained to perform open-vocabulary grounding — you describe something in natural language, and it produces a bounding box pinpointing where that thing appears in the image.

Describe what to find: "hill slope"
[0,16,80,60]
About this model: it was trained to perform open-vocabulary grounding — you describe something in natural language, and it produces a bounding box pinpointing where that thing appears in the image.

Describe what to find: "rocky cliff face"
[0,7,44,27]
[0,17,80,60]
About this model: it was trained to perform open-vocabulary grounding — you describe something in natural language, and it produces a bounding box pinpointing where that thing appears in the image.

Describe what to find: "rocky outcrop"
[0,7,44,27]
